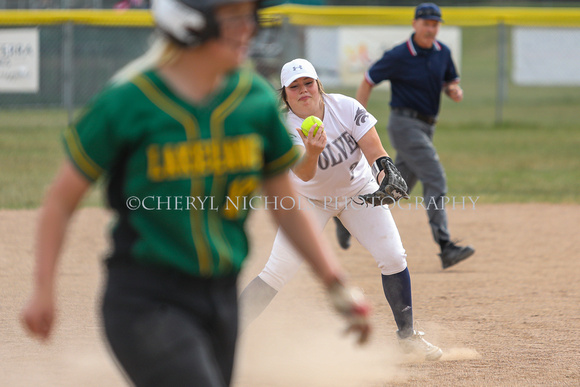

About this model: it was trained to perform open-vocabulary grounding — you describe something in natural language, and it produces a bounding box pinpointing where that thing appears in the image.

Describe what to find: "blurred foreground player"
[21,1,370,385]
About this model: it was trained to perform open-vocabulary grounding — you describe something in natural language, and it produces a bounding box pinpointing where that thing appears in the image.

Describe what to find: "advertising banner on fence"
[306,26,461,89]
[513,27,580,86]
[0,28,39,93]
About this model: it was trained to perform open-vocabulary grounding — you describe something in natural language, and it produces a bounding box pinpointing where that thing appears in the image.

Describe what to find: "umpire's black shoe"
[439,242,475,269]
[333,217,351,250]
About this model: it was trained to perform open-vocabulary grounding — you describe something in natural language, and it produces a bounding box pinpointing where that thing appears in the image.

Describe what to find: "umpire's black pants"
[102,262,238,387]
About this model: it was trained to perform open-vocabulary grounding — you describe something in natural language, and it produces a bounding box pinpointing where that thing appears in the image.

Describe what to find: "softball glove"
[359,157,409,206]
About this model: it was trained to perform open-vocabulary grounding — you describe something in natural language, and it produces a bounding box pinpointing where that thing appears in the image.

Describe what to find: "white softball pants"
[259,180,408,291]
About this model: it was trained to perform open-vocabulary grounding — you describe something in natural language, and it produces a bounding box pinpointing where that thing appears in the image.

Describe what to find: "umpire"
[355,2,474,269]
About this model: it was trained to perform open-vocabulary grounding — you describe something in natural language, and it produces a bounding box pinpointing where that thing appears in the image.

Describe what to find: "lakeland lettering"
[147,135,263,181]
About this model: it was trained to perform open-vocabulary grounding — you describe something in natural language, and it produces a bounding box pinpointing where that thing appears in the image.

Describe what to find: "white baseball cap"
[280,58,318,88]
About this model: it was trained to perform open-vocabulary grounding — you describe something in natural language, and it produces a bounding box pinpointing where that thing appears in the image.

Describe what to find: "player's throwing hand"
[296,123,326,156]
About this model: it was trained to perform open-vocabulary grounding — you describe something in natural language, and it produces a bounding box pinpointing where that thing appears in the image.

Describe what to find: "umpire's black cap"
[414,3,444,22]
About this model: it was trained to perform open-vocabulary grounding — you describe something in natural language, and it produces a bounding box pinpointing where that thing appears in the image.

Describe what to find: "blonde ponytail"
[110,34,182,85]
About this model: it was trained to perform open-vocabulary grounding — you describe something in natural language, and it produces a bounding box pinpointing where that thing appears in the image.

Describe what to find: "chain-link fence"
[0,0,108,8]
[1,7,579,127]
[3,0,580,8]
[0,24,151,105]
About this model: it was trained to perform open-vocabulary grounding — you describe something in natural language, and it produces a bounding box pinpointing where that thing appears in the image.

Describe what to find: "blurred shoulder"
[391,39,411,54]
[80,76,143,116]
[239,69,278,94]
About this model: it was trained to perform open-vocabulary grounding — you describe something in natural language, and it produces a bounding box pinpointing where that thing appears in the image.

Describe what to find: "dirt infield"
[1,204,579,386]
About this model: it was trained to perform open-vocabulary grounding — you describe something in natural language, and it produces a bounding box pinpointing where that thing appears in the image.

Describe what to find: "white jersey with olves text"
[286,93,377,201]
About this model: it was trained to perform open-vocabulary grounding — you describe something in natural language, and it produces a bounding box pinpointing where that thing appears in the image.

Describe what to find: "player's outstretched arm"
[21,160,91,341]
[262,173,371,344]
[358,127,388,168]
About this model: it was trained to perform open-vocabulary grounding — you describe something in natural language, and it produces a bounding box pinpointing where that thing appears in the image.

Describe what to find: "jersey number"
[221,176,260,220]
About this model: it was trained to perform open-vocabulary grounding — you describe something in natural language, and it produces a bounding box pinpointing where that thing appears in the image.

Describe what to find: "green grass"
[433,124,580,203]
[1,26,579,208]
[356,111,580,204]
[1,105,578,208]
[0,109,102,209]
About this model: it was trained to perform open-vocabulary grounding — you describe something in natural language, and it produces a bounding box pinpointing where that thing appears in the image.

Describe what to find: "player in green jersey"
[20,1,370,386]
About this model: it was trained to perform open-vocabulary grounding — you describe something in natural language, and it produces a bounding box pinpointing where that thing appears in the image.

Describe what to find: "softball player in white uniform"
[239,59,442,360]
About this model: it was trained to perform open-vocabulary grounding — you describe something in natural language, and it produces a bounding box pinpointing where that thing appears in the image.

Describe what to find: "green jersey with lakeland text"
[63,69,298,278]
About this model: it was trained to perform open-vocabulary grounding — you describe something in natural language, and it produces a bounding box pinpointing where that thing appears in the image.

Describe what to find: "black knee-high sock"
[382,268,413,338]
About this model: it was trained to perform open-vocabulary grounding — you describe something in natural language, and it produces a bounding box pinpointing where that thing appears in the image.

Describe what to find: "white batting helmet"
[152,0,261,47]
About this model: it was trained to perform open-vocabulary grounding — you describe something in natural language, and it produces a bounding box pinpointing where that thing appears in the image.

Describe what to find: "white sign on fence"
[0,28,39,93]
[513,27,580,86]
[306,26,462,89]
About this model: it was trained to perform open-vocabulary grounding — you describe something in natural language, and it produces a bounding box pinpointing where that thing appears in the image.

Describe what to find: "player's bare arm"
[21,160,91,340]
[357,126,389,182]
[357,127,409,206]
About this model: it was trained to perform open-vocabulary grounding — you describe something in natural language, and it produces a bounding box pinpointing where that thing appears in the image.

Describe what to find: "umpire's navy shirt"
[364,33,459,117]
